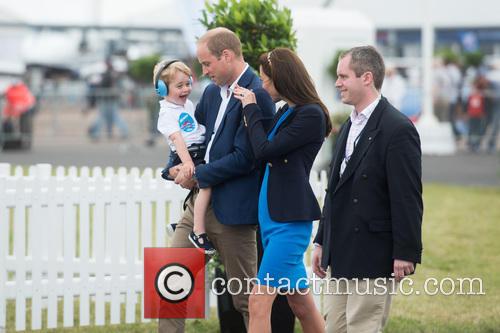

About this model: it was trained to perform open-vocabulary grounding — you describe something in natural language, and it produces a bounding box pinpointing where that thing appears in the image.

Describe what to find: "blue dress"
[257,107,312,290]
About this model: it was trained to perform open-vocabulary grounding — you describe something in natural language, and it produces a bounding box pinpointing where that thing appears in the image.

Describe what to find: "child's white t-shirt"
[157,99,206,152]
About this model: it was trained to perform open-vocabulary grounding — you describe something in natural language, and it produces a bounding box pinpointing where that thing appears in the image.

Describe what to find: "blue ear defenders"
[154,59,193,97]
[154,59,179,97]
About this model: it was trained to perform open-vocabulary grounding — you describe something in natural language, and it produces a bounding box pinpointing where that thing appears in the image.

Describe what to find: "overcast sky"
[0,0,205,26]
[0,0,325,26]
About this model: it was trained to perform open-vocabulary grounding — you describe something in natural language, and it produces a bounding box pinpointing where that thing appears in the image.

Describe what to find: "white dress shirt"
[340,95,381,176]
[204,63,249,163]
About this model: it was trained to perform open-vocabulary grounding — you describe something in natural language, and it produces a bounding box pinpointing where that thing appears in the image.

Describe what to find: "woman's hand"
[233,85,256,108]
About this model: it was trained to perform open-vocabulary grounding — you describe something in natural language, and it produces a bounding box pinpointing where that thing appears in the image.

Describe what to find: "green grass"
[384,183,500,332]
[4,183,500,332]
[5,299,220,333]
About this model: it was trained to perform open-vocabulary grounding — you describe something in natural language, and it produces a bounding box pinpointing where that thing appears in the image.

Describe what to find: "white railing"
[0,163,328,332]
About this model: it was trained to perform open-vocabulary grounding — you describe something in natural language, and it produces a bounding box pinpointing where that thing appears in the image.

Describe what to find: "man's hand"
[174,170,196,189]
[169,165,181,179]
[393,259,415,282]
[180,161,195,178]
[312,245,327,278]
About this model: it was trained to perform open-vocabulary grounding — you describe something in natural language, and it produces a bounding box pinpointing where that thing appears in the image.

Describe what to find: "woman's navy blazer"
[242,102,326,222]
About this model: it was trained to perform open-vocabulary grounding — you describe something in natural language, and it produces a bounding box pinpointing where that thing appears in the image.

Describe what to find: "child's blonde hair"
[153,60,192,86]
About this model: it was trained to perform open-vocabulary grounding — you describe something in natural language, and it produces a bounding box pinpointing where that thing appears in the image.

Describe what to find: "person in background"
[88,58,129,140]
[2,79,36,135]
[466,75,488,152]
[485,62,500,153]
[381,64,406,111]
[445,58,464,141]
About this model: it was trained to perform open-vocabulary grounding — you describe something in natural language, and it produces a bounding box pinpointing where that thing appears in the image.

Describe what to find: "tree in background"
[327,49,350,138]
[464,51,484,69]
[436,47,461,65]
[436,48,485,70]
[199,0,297,70]
[327,48,346,82]
[128,54,160,85]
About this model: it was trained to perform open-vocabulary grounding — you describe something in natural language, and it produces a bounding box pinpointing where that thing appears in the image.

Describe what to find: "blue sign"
[460,32,479,52]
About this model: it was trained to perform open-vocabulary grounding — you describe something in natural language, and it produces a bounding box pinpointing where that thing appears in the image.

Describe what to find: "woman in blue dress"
[234,48,332,333]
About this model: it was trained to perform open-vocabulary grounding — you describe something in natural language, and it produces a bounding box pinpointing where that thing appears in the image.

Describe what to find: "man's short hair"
[340,46,385,90]
[197,27,242,58]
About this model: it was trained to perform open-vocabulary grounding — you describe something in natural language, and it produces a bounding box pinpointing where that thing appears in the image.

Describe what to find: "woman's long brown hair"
[259,48,332,137]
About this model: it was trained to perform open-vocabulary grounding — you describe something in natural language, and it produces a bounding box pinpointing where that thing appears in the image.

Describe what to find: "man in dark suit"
[159,28,274,332]
[312,46,423,333]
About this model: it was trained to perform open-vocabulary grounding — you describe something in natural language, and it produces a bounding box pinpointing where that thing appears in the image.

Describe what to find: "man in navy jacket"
[312,46,423,333]
[159,27,274,333]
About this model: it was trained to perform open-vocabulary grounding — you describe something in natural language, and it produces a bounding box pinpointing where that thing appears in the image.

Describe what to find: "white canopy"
[292,7,375,111]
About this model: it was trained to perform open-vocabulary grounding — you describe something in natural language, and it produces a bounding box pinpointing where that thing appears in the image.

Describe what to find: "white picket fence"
[0,163,328,332]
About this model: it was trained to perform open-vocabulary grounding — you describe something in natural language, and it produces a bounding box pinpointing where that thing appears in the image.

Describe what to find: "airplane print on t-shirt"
[178,112,196,133]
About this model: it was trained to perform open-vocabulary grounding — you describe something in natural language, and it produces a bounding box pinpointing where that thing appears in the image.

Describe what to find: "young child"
[153,59,215,255]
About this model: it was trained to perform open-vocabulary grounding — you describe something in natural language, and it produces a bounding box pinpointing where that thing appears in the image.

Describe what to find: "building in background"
[329,0,500,59]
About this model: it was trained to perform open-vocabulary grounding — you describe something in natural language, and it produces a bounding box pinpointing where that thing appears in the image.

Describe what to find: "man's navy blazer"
[194,67,274,225]
[314,97,423,279]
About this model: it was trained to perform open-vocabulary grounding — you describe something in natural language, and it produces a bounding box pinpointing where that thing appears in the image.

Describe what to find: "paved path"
[422,152,499,187]
[1,107,499,187]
